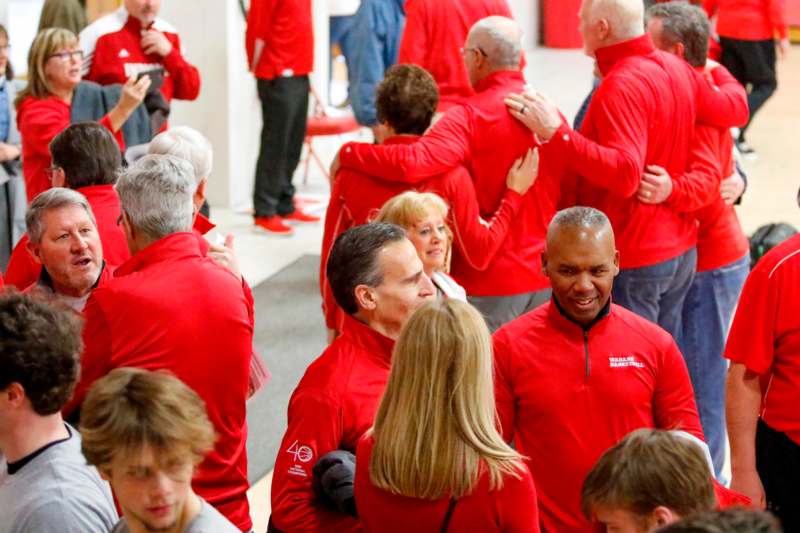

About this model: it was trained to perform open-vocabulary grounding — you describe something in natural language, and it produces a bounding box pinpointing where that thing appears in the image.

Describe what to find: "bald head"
[466,16,522,70]
[579,0,645,56]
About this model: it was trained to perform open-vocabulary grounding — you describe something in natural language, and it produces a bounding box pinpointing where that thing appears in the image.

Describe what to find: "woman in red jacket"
[15,28,147,202]
[355,299,541,532]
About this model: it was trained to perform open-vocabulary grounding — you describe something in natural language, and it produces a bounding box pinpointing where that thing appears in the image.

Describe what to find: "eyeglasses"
[460,46,487,58]
[47,49,84,62]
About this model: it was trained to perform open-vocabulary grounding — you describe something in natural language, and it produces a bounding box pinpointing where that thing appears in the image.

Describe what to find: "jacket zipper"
[583,330,590,380]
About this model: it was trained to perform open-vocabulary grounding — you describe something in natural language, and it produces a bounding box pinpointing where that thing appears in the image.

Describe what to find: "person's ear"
[541,250,548,276]
[597,19,611,42]
[53,167,66,188]
[651,506,678,527]
[3,382,26,406]
[354,285,378,312]
[26,240,44,265]
[97,465,113,483]
[194,178,207,209]
[673,42,686,61]
[612,250,620,276]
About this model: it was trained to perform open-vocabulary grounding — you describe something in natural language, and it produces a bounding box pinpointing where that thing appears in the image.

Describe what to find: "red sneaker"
[283,209,321,223]
[254,215,294,235]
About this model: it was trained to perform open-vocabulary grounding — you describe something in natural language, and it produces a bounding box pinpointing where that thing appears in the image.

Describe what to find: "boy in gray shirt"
[0,292,118,532]
[80,367,240,533]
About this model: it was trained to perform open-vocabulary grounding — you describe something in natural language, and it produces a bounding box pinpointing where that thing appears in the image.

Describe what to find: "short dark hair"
[655,508,783,533]
[0,290,83,414]
[646,2,710,68]
[581,429,716,520]
[50,122,122,189]
[326,223,406,315]
[375,64,439,135]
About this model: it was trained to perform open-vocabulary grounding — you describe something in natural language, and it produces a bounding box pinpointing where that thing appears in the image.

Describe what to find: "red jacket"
[246,0,313,80]
[355,435,541,533]
[494,300,704,532]
[16,96,124,202]
[65,232,254,531]
[322,135,525,330]
[398,0,514,112]
[339,70,566,297]
[725,233,800,446]
[80,8,201,102]
[271,315,395,532]
[704,0,788,40]
[4,185,130,289]
[542,35,748,269]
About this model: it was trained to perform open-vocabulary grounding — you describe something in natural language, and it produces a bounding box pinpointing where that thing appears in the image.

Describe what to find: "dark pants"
[720,37,777,138]
[680,254,749,478]
[612,247,696,340]
[253,75,310,217]
[757,419,800,531]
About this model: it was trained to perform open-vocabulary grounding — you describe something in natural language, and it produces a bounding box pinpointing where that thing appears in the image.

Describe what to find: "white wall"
[508,0,540,49]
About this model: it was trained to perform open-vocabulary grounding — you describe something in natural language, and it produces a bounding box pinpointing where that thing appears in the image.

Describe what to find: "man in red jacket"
[641,1,751,480]
[505,0,748,342]
[399,0,515,112]
[336,16,565,331]
[5,122,129,290]
[271,223,435,532]
[80,0,201,107]
[703,0,789,155]
[494,206,704,533]
[64,155,254,531]
[246,0,319,236]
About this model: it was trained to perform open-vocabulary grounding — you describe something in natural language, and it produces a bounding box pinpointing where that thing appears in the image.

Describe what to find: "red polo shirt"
[542,34,748,269]
[322,135,524,330]
[246,0,313,79]
[703,0,788,40]
[494,300,704,532]
[355,435,541,533]
[339,70,565,297]
[398,0,514,111]
[65,232,253,531]
[725,233,800,445]
[16,96,124,202]
[4,185,130,290]
[271,315,394,532]
[80,8,201,102]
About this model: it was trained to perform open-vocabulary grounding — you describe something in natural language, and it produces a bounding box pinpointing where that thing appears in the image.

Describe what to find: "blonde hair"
[370,299,524,499]
[375,191,453,272]
[15,28,78,106]
[80,368,216,470]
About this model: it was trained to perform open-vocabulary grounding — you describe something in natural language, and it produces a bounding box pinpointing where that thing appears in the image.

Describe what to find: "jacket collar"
[124,9,153,32]
[383,135,421,146]
[77,184,118,205]
[341,314,395,369]
[547,296,612,335]
[595,33,656,77]
[193,213,216,236]
[473,70,525,94]
[114,232,201,277]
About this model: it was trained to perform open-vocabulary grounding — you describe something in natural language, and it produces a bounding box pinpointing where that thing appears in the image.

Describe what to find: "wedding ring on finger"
[520,105,527,114]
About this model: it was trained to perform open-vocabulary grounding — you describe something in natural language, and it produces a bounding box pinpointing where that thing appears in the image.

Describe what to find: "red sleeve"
[445,169,524,271]
[338,106,474,184]
[320,179,351,331]
[665,124,722,213]
[270,391,362,532]
[492,330,517,443]
[653,338,705,441]
[63,292,113,416]
[97,114,126,152]
[695,65,749,129]
[18,99,69,166]
[768,0,788,39]
[4,234,41,290]
[161,34,201,101]
[498,466,541,533]
[541,78,647,198]
[245,0,276,69]
[397,0,427,65]
[724,267,776,374]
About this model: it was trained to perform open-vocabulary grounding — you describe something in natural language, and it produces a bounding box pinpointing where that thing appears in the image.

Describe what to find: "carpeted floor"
[246,254,326,483]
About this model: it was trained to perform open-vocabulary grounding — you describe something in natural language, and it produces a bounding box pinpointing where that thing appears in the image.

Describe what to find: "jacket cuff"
[161,45,185,75]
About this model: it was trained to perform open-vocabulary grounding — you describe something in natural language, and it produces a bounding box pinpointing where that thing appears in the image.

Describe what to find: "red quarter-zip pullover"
[703,0,788,40]
[494,300,704,532]
[542,34,748,269]
[338,70,566,297]
[271,315,395,532]
[65,232,253,531]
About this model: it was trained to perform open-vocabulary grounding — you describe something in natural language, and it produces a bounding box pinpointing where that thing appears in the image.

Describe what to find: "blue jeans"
[680,254,749,478]
[612,247,697,340]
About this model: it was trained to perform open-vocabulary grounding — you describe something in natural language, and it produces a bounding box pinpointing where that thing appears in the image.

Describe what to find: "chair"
[302,85,361,183]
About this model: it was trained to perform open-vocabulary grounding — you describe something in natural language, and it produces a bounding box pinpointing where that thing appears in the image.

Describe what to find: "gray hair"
[646,2,710,68]
[148,126,213,184]
[116,154,196,240]
[469,16,523,69]
[550,206,610,230]
[26,188,97,244]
